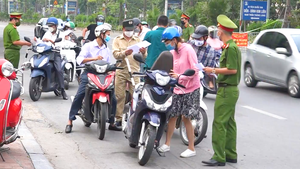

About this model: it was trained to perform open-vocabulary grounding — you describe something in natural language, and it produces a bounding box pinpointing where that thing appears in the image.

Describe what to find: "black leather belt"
[218,83,237,87]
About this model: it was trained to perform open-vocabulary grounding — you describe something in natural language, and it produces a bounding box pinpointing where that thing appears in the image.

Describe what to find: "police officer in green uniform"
[3,13,31,68]
[202,14,241,166]
[180,13,194,42]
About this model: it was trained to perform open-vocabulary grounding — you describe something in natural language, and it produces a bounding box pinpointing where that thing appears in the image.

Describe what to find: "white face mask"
[124,31,134,37]
[49,27,54,33]
[194,40,205,47]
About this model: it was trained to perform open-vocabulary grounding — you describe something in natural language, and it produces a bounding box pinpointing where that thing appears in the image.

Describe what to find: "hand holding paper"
[127,41,151,54]
[195,63,204,71]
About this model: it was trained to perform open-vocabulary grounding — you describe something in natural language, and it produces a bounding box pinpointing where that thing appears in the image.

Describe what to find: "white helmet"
[95,23,112,37]
[208,25,218,39]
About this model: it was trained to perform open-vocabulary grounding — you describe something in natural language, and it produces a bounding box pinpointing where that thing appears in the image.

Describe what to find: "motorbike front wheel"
[180,108,208,146]
[96,102,107,140]
[29,77,42,101]
[138,123,156,166]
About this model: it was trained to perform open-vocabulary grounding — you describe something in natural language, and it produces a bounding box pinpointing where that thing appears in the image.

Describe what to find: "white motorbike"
[60,40,78,90]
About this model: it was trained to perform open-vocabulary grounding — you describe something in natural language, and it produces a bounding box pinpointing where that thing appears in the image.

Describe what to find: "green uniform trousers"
[4,49,20,68]
[212,86,239,163]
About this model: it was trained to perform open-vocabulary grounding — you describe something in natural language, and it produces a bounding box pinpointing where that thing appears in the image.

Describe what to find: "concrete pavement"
[0,23,299,169]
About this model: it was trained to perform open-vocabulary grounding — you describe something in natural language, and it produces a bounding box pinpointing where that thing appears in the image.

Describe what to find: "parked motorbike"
[24,37,66,101]
[60,36,83,90]
[74,60,123,140]
[122,53,195,166]
[176,74,208,146]
[0,59,31,160]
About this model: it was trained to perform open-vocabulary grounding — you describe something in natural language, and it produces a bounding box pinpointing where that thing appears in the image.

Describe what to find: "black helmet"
[132,18,141,27]
[191,25,208,39]
[96,15,105,22]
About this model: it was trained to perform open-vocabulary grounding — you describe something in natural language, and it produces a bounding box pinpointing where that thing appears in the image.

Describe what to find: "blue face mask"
[66,18,70,22]
[105,35,111,42]
[165,43,175,51]
[97,22,103,26]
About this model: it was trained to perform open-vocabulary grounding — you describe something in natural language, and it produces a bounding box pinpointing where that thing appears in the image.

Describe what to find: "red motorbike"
[0,59,30,160]
[73,60,122,140]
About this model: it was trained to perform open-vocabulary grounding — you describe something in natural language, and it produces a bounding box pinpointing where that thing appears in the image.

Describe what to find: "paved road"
[0,23,299,169]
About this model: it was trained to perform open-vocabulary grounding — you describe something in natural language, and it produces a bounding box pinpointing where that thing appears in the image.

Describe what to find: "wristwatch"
[212,68,216,74]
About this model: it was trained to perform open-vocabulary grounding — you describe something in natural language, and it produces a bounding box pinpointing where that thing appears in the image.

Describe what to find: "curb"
[19,122,54,169]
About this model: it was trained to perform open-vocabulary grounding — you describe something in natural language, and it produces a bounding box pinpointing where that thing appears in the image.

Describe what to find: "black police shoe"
[61,89,68,100]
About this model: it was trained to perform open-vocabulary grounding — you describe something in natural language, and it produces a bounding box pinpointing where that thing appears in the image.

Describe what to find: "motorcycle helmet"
[65,21,75,29]
[208,25,218,39]
[161,27,180,41]
[96,15,105,22]
[191,25,208,39]
[169,19,177,26]
[133,18,141,27]
[95,23,112,37]
[47,17,58,26]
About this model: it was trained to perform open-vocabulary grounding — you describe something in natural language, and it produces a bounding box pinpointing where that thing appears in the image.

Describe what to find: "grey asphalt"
[0,23,299,169]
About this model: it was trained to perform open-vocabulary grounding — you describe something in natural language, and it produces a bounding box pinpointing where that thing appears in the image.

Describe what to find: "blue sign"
[243,0,267,21]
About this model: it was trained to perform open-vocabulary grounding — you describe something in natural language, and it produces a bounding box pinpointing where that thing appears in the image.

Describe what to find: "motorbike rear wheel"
[29,77,42,101]
[96,102,107,140]
[180,108,208,146]
[138,123,156,166]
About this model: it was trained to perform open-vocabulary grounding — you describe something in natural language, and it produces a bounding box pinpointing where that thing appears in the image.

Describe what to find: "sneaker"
[157,144,170,153]
[180,149,196,158]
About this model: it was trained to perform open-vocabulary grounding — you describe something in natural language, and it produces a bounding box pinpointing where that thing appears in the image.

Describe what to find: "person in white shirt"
[133,18,150,41]
[41,17,68,100]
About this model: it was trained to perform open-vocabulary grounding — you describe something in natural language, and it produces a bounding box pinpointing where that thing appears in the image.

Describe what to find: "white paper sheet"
[195,63,204,71]
[127,41,151,53]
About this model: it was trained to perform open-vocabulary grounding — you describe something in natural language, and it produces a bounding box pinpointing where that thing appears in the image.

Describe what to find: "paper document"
[127,41,151,53]
[195,63,204,71]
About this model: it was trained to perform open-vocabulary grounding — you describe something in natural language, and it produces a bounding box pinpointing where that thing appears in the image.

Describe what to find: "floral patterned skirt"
[169,88,201,120]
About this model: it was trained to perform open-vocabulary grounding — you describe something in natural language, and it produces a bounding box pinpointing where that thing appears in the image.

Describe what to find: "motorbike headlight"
[88,77,99,89]
[155,73,170,86]
[36,46,45,53]
[38,57,49,68]
[142,90,173,112]
[94,65,107,73]
[1,61,14,77]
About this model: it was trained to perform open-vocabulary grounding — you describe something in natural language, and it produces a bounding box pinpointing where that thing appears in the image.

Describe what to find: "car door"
[253,32,276,79]
[267,32,293,85]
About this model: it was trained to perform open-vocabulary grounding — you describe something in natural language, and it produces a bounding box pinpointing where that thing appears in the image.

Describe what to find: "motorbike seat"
[150,51,173,72]
[11,81,22,100]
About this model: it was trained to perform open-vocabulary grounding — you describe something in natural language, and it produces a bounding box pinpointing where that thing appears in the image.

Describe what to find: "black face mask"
[181,20,185,25]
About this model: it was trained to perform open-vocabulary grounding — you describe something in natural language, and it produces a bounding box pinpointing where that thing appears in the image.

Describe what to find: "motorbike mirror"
[133,53,145,63]
[21,61,32,70]
[24,37,31,43]
[182,69,195,76]
[77,36,83,41]
[55,38,62,43]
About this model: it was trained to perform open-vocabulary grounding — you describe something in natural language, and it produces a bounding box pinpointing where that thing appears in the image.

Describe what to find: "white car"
[244,28,300,98]
[34,18,65,38]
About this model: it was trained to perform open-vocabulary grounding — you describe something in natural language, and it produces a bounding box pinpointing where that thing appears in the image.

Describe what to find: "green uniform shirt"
[182,24,194,42]
[143,27,168,69]
[3,23,21,50]
[217,39,241,85]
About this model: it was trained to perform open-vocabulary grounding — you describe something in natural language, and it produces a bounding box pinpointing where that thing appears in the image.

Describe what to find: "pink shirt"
[207,37,223,50]
[171,43,201,94]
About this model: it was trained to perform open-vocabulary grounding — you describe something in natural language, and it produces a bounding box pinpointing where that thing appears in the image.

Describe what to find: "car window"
[291,34,300,53]
[42,18,47,26]
[273,33,291,52]
[257,32,276,49]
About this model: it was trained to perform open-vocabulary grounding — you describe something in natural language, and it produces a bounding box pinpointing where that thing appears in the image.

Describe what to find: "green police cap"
[9,13,22,19]
[217,14,237,32]
[123,19,134,31]
[141,21,148,25]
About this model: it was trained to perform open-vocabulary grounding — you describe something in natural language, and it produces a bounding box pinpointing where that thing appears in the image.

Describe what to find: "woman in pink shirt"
[158,27,201,158]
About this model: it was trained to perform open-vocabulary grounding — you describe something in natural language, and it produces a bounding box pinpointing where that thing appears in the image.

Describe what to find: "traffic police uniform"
[112,20,147,123]
[3,13,23,68]
[212,14,241,163]
[181,13,194,42]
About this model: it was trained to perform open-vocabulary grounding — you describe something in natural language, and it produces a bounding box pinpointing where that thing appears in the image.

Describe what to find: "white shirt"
[138,27,151,41]
[42,30,65,47]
